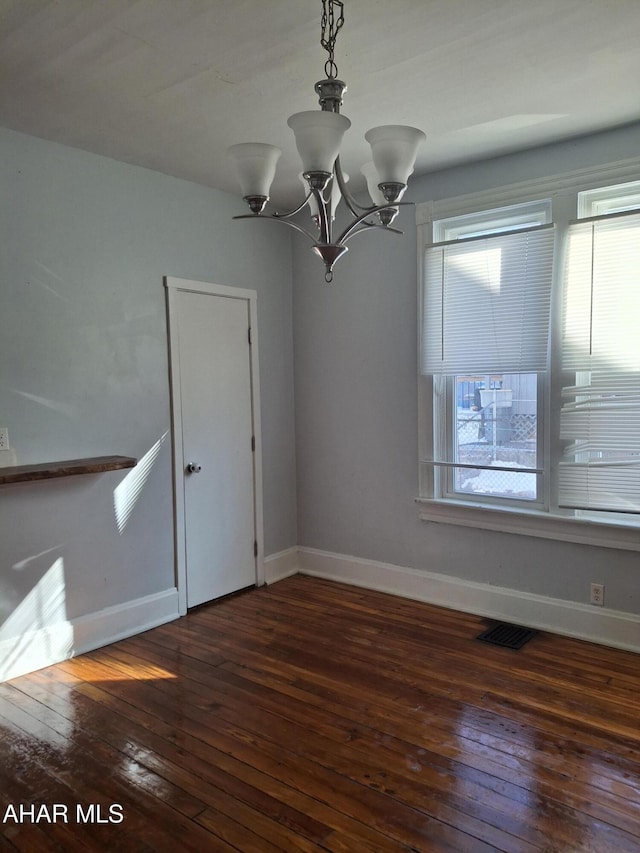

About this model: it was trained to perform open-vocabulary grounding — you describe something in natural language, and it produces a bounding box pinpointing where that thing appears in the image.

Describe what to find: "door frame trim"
[164,276,265,615]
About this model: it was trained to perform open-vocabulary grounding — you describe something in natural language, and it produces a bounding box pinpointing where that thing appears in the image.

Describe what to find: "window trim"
[433,199,552,242]
[577,179,640,218]
[415,497,640,552]
[416,156,640,226]
[417,159,640,550]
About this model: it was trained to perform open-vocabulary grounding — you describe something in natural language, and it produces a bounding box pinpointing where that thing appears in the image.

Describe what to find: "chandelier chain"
[320,0,344,79]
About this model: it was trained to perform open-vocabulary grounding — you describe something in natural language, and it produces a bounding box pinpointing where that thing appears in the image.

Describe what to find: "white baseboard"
[264,547,299,585]
[298,547,640,654]
[1,588,179,683]
[8,546,633,682]
[71,588,179,656]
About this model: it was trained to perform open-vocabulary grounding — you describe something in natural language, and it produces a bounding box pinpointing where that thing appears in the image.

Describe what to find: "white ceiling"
[2,0,640,207]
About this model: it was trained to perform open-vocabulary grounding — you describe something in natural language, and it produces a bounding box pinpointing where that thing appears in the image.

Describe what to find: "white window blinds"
[559,212,640,513]
[422,225,554,374]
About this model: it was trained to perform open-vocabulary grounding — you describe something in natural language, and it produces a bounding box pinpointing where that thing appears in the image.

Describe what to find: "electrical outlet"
[590,582,604,606]
[0,428,9,450]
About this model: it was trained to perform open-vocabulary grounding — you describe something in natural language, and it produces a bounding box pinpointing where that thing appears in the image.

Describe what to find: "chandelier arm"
[334,157,376,215]
[232,213,319,245]
[341,221,404,244]
[336,203,408,244]
[272,191,316,220]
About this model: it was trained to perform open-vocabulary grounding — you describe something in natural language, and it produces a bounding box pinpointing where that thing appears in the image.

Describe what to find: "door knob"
[187,462,202,473]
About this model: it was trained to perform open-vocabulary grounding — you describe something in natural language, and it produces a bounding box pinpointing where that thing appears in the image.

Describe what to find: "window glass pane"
[453,374,538,501]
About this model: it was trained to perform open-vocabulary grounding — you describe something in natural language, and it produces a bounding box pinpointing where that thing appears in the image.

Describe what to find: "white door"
[166,278,263,610]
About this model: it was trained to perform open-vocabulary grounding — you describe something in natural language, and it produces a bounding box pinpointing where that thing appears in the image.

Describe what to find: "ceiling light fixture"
[227,0,425,282]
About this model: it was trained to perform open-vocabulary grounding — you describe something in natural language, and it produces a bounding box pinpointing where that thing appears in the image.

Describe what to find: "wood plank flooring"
[1,574,639,852]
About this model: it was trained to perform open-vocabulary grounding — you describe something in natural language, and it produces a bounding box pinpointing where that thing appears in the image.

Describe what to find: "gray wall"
[2,118,638,654]
[293,123,640,616]
[0,128,297,629]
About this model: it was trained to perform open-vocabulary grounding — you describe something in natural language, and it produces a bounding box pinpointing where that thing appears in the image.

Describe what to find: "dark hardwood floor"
[1,574,639,852]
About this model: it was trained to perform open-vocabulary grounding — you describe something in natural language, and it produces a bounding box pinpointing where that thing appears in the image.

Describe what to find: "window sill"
[416,498,640,552]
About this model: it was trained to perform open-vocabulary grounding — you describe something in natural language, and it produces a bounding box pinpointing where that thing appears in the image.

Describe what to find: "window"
[422,203,552,507]
[560,197,640,515]
[418,178,640,545]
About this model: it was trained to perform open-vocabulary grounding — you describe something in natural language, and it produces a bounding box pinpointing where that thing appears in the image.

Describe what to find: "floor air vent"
[476,622,537,650]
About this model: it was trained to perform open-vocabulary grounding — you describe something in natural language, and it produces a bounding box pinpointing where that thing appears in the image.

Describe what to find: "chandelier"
[227,0,425,282]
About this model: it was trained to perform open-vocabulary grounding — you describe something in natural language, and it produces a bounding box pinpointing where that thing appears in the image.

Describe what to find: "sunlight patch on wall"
[113,432,168,533]
[0,557,72,682]
[11,388,77,417]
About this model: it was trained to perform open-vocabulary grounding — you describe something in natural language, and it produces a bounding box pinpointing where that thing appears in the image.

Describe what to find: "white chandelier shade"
[287,110,351,176]
[227,142,281,199]
[364,125,426,185]
[228,123,424,209]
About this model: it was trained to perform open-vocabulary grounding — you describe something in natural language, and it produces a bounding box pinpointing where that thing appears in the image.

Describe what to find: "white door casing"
[165,277,264,613]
